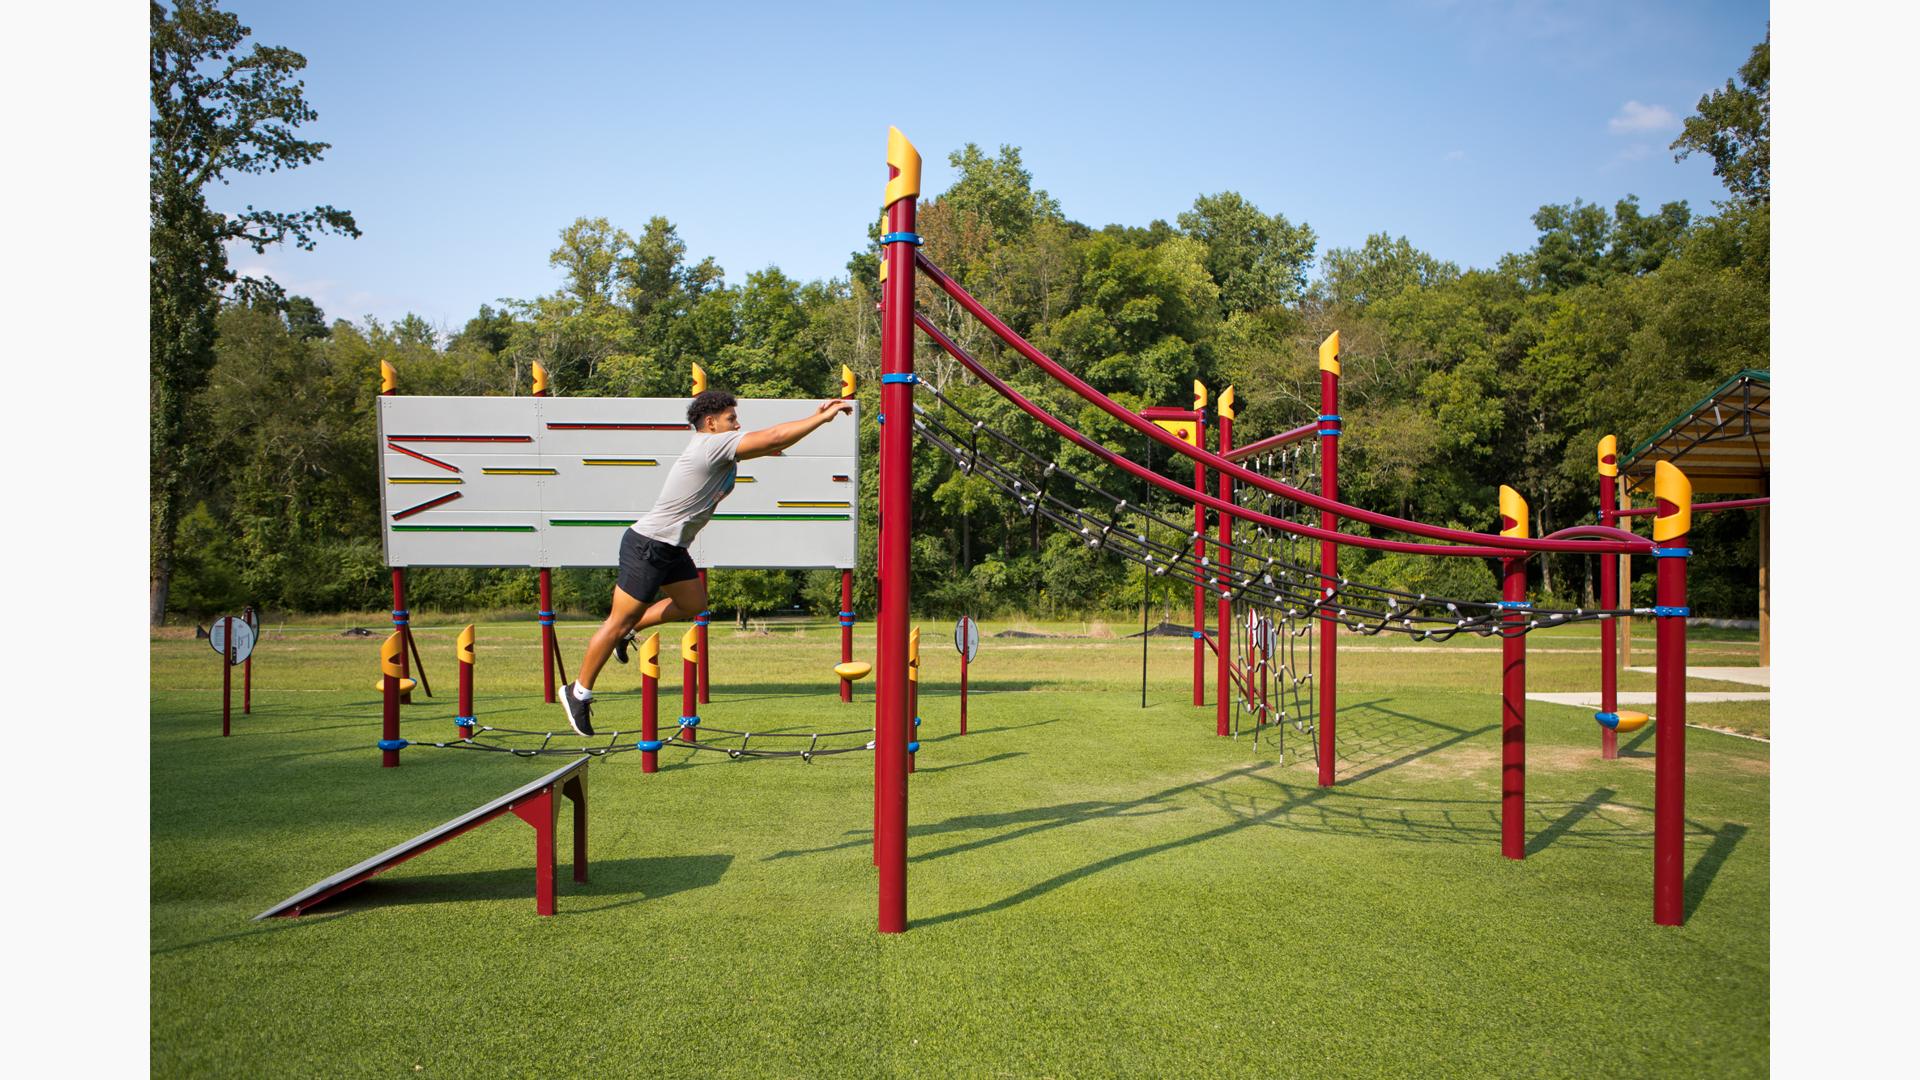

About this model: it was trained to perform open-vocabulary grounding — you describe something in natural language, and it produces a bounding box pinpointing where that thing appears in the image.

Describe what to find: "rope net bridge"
[387,721,877,763]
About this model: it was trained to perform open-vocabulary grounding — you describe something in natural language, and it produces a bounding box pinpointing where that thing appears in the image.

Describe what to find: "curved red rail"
[917,253,1654,557]
[918,313,1553,560]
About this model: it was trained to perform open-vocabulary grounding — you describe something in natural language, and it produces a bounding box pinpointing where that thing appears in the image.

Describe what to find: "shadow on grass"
[1685,822,1748,921]
[1526,787,1616,856]
[158,854,734,955]
[914,751,1026,774]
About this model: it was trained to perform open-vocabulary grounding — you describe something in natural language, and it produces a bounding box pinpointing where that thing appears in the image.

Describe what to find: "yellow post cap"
[835,661,873,681]
[841,364,857,398]
[1499,485,1529,539]
[380,359,397,394]
[908,626,920,679]
[457,624,475,665]
[1319,331,1341,375]
[1218,385,1236,421]
[884,126,922,208]
[1597,434,1618,477]
[1653,460,1693,542]
[681,625,700,660]
[691,362,707,395]
[640,632,660,678]
[878,257,888,283]
[380,631,405,677]
[1193,380,1209,411]
[532,362,549,396]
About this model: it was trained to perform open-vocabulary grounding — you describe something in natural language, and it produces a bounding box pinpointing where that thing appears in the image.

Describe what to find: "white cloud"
[1608,100,1679,135]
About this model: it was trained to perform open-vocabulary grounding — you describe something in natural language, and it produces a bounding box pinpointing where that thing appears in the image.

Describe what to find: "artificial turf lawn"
[151,617,1768,1077]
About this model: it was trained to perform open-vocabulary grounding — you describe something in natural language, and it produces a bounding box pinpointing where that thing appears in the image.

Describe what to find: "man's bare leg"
[576,577,709,692]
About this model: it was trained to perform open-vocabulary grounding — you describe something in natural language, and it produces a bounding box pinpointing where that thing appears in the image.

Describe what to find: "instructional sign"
[209,616,255,665]
[377,396,859,570]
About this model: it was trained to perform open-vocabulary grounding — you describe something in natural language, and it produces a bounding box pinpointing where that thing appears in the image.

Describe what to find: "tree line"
[153,2,1768,625]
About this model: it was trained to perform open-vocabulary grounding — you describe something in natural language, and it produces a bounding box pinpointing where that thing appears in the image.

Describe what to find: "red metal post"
[697,569,711,704]
[875,127,919,933]
[456,623,475,741]
[391,569,412,705]
[1317,334,1340,786]
[380,629,403,767]
[539,568,556,703]
[1216,392,1234,736]
[840,570,855,703]
[1652,461,1692,925]
[960,651,969,735]
[221,615,233,737]
[1598,436,1620,759]
[1193,395,1208,707]
[680,626,699,745]
[641,634,660,773]
[1501,556,1528,859]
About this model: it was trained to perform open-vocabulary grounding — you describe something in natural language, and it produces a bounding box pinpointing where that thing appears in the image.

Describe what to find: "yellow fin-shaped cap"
[885,127,922,208]
[640,632,660,678]
[457,624,475,665]
[1597,434,1618,477]
[681,625,700,659]
[691,362,707,395]
[532,362,549,396]
[1318,331,1341,375]
[1193,380,1209,411]
[841,364,857,398]
[1499,485,1529,539]
[380,360,397,394]
[1218,386,1236,421]
[835,660,873,682]
[1653,460,1692,542]
[381,631,405,677]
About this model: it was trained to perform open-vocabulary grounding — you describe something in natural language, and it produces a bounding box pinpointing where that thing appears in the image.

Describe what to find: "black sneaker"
[613,630,636,664]
[560,683,596,736]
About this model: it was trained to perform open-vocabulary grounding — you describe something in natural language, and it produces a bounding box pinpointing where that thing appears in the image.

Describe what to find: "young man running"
[559,389,853,734]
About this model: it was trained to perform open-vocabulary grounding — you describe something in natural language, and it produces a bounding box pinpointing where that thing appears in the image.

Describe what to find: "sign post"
[953,615,979,735]
[209,615,256,737]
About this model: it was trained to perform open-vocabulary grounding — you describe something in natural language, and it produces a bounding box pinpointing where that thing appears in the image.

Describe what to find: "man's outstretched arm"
[736,399,853,460]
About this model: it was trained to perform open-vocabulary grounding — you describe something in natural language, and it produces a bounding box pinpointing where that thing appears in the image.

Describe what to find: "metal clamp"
[880,231,924,245]
[1651,547,1693,558]
[881,373,920,384]
[1652,605,1691,618]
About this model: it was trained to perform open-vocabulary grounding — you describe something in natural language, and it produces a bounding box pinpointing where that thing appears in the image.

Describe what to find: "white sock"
[572,683,593,701]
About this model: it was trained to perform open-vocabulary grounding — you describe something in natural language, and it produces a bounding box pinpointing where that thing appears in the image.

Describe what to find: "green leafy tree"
[150,0,358,623]
[1672,37,1769,204]
[1321,234,1459,310]
[1177,192,1317,315]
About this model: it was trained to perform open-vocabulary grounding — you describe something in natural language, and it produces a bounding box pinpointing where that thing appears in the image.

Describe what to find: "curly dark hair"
[687,389,736,430]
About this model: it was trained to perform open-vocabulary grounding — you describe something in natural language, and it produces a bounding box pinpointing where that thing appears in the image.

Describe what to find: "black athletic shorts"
[617,530,699,601]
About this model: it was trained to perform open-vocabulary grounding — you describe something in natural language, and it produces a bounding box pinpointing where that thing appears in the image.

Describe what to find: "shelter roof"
[1620,370,1769,496]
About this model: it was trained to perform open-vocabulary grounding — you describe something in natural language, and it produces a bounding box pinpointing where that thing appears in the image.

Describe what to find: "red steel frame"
[242,604,255,714]
[456,624,476,742]
[1140,404,1208,707]
[1216,406,1233,736]
[1318,356,1340,787]
[874,130,917,933]
[1598,445,1620,759]
[221,615,235,737]
[1501,556,1527,858]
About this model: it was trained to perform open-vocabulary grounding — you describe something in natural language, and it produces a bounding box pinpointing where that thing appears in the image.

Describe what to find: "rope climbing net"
[1229,441,1320,754]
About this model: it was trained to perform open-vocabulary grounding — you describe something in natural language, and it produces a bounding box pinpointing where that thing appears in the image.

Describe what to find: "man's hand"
[818,398,853,418]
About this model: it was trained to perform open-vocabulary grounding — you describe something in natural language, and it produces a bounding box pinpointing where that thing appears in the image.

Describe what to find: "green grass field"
[151,614,1768,1077]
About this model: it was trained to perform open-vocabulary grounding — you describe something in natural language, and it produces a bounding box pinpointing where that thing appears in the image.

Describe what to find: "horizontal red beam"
[388,434,533,443]
[1614,496,1770,517]
[1224,423,1319,462]
[546,423,686,431]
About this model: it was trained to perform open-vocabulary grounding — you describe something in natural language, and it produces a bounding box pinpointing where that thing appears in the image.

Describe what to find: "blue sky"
[211,0,1769,332]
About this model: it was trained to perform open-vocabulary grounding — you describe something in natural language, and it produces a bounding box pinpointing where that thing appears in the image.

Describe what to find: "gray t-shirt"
[629,430,745,548]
